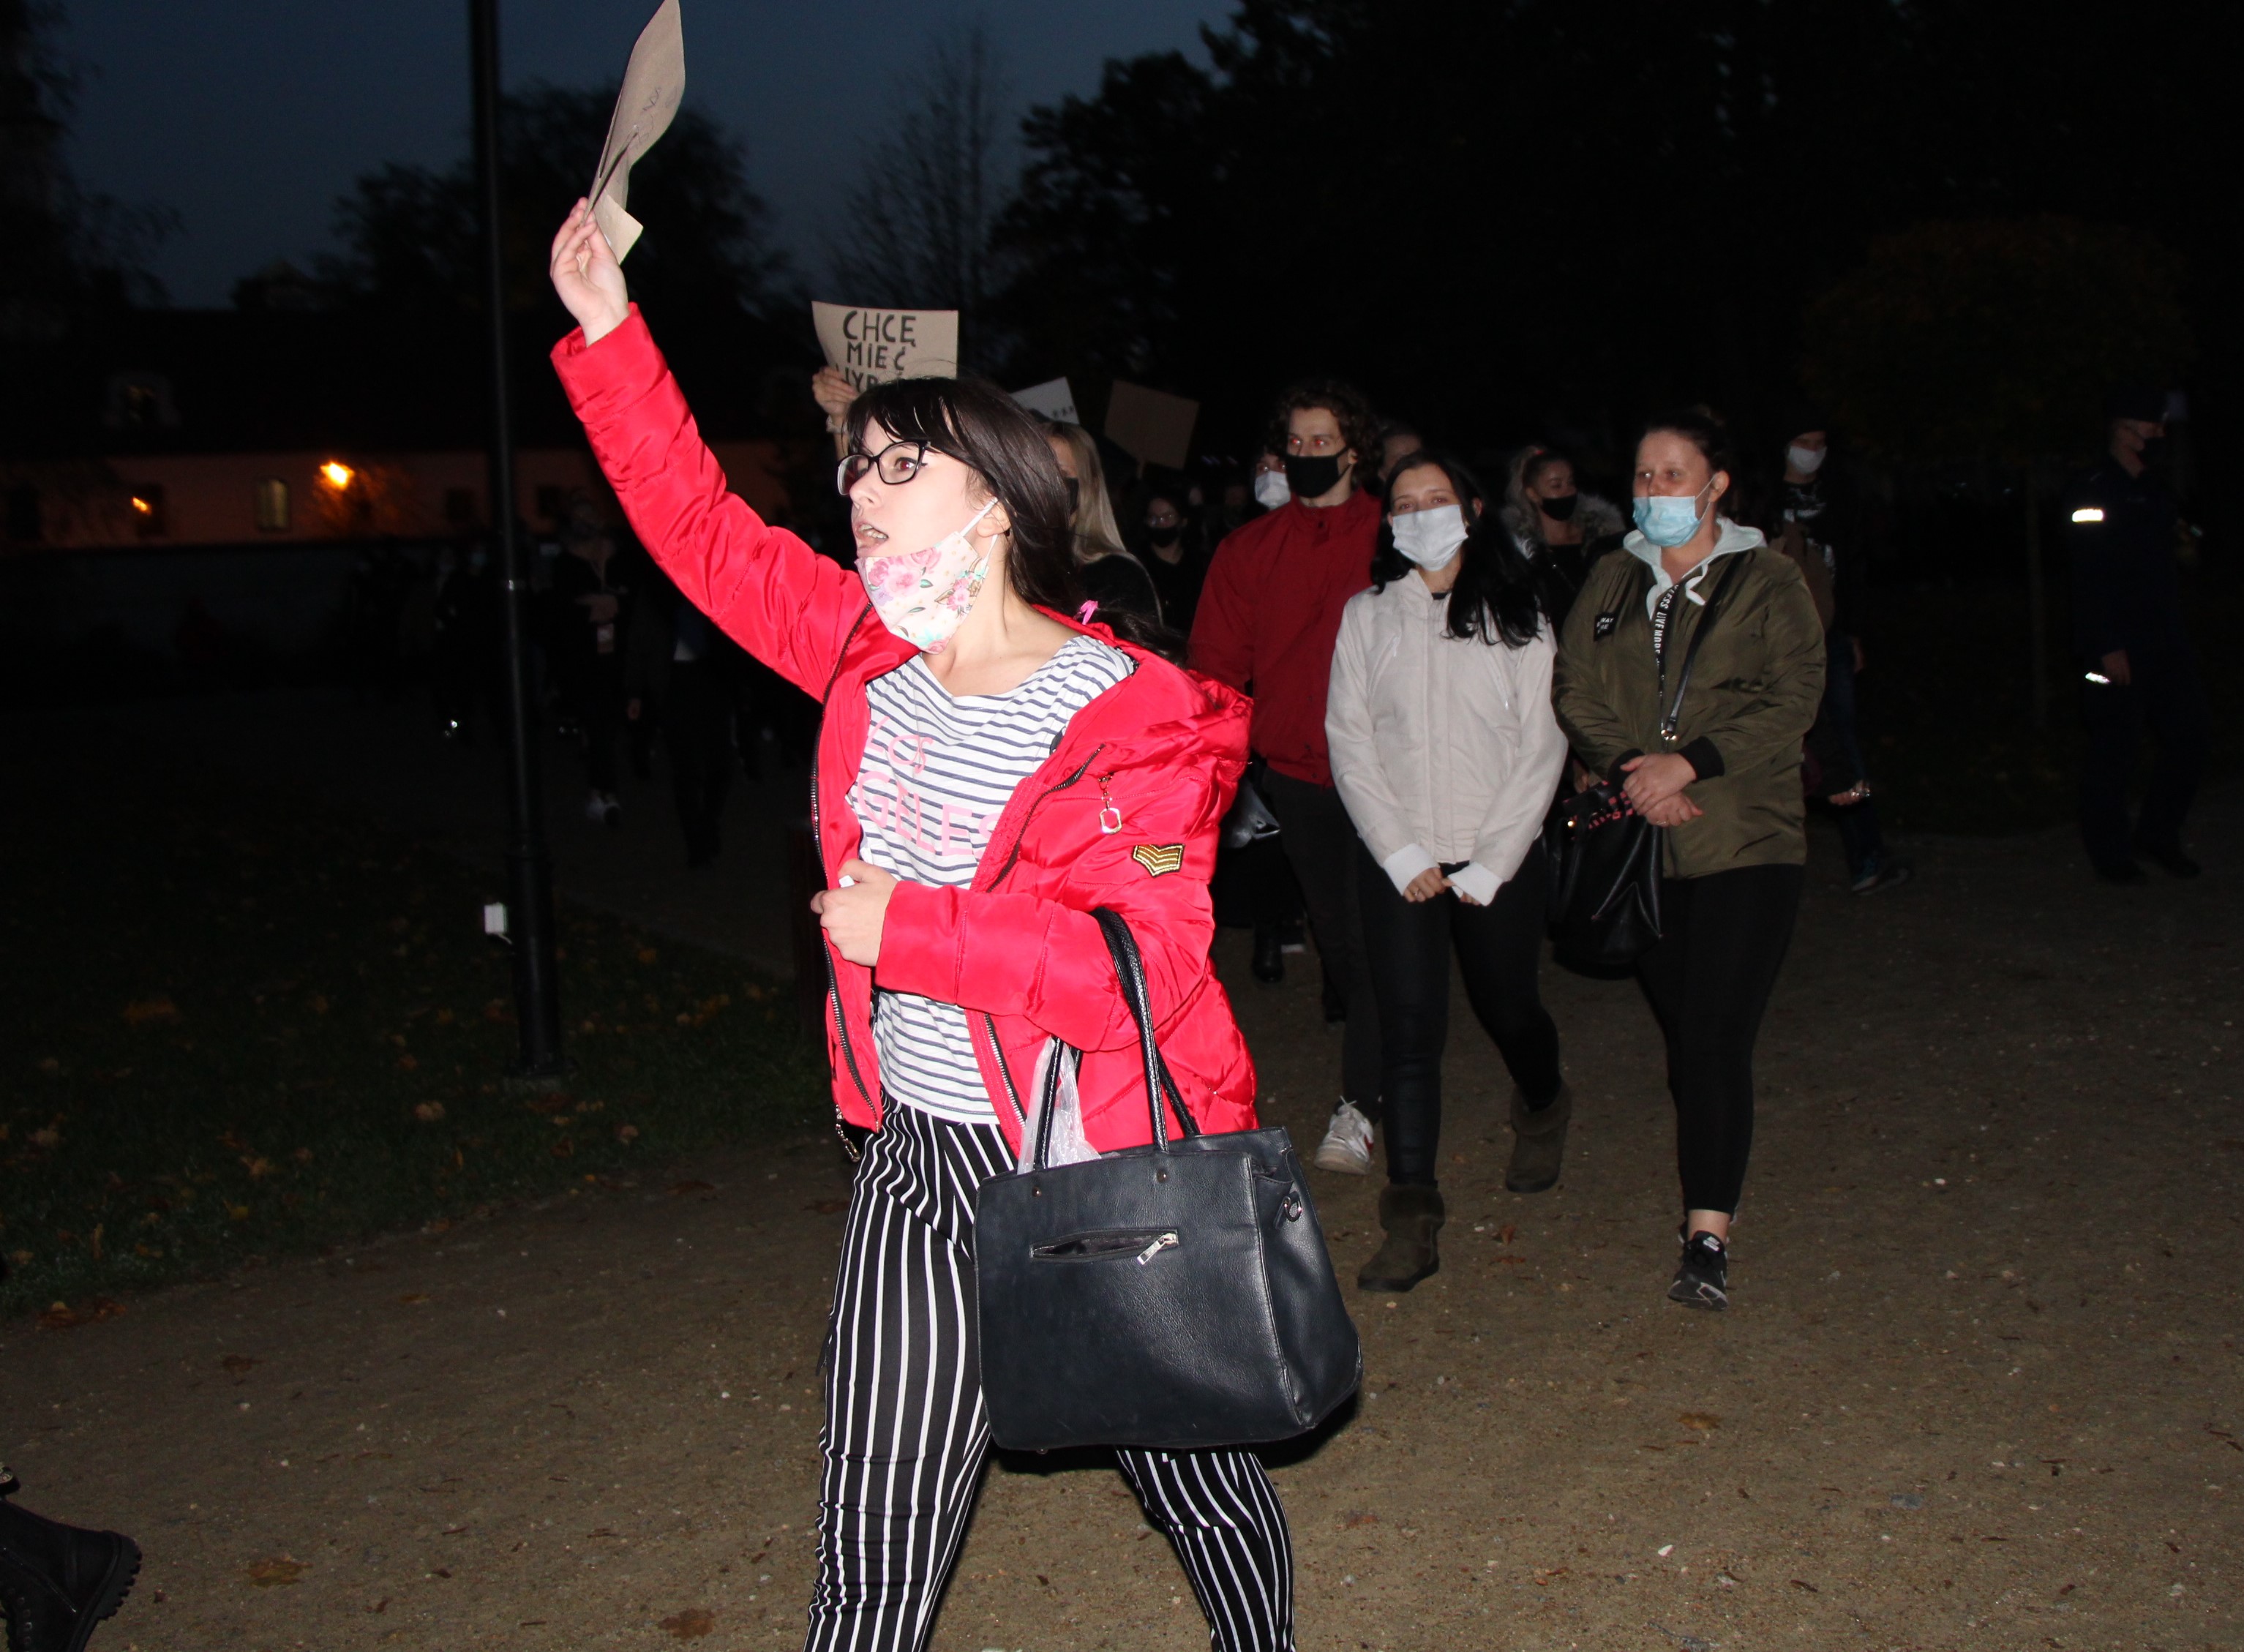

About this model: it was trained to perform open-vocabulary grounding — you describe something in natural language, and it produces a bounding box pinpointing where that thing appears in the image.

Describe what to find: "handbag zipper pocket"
[1030,1228,1180,1265]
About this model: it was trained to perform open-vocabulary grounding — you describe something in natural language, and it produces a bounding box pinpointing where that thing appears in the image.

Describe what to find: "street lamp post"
[469,0,566,1077]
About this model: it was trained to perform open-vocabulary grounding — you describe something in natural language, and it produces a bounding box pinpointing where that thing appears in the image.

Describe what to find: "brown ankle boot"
[1505,1084,1572,1194]
[1357,1184,1444,1292]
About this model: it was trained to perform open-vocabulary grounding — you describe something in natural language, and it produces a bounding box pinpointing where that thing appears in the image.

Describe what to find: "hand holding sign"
[813,302,960,390]
[591,0,686,263]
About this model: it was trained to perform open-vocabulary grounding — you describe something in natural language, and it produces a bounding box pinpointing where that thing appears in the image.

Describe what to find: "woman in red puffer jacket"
[547,202,1295,1652]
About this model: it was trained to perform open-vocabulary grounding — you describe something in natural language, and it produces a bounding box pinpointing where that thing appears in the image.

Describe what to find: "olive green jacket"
[1554,522,1825,877]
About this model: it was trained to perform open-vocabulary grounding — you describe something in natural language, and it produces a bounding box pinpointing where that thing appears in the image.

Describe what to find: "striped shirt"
[849,633,1132,1124]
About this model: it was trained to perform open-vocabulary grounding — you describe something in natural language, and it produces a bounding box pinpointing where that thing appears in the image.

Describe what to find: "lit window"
[255,478,291,533]
[2070,507,2105,524]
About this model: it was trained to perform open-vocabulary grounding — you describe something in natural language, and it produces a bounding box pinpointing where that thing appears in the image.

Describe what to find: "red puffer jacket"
[552,310,1258,1154]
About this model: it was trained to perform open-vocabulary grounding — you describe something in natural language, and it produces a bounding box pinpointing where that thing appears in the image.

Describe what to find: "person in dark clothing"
[626,568,740,867]
[1776,429,1909,896]
[1192,379,1385,1176]
[1046,420,1163,631]
[1500,446,1626,628]
[547,520,637,827]
[2068,385,2204,882]
[429,540,499,743]
[1141,487,1209,634]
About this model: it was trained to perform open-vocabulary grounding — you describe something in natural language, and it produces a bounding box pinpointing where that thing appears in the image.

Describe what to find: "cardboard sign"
[590,0,686,263]
[1104,380,1199,471]
[1011,377,1079,425]
[812,303,960,388]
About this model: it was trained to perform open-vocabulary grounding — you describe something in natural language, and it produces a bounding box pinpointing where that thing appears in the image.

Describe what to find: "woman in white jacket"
[1326,452,1572,1291]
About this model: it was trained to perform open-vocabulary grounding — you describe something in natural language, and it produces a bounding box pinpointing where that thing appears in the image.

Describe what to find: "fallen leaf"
[413,1102,446,1122]
[398,1293,430,1305]
[616,1125,640,1144]
[29,1127,60,1149]
[658,1607,714,1639]
[247,1557,305,1587]
[1679,1413,1721,1431]
[1343,1512,1378,1528]
[806,1198,848,1215]
[124,996,181,1026]
[241,1156,276,1180]
[637,947,660,965]
[221,1354,261,1375]
[37,1298,124,1330]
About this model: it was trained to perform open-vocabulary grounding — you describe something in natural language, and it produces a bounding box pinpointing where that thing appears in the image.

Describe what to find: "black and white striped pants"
[804,1102,1297,1652]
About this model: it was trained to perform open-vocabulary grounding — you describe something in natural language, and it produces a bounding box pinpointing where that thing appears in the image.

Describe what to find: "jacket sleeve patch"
[1130,843,1185,877]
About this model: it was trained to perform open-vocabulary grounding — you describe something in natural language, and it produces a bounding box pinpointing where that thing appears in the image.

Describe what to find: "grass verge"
[1,724,828,1321]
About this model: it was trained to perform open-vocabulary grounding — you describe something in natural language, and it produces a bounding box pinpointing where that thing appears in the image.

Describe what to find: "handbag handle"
[1659,550,1747,743]
[1028,908,1202,1168]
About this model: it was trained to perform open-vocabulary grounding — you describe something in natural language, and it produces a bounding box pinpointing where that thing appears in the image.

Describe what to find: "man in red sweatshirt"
[1190,379,1385,1175]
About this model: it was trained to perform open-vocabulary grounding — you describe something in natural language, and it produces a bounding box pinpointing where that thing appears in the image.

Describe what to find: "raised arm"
[546,200,864,699]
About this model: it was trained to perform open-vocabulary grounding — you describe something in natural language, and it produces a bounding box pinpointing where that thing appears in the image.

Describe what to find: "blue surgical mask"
[1633,481,1712,549]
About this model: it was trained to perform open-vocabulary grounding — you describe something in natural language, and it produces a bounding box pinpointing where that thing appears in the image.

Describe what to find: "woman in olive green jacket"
[1554,410,1824,1312]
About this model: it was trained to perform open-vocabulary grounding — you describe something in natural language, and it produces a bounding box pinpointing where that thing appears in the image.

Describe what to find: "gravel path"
[7,759,2238,1651]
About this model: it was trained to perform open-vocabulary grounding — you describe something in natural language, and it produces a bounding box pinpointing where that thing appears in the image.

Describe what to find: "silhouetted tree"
[312,83,782,326]
[827,22,1013,365]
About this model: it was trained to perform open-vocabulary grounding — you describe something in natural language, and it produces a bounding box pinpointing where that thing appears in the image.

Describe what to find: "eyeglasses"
[836,438,951,495]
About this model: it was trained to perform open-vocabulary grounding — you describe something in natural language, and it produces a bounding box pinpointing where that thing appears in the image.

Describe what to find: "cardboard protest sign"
[1011,378,1079,424]
[1104,380,1199,471]
[812,303,960,388]
[590,0,686,263]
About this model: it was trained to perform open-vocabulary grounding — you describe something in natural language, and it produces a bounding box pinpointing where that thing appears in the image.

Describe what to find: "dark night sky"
[55,0,1231,309]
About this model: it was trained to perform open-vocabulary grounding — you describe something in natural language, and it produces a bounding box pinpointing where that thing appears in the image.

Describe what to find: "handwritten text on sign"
[812,302,961,389]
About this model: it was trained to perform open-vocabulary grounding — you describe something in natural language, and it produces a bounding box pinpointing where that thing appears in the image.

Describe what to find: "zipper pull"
[1097,773,1122,835]
[1135,1231,1179,1266]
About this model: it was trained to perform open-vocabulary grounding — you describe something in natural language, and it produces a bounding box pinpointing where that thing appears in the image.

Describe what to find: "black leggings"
[1262,772,1382,1109]
[1357,844,1562,1187]
[1635,863,1803,1216]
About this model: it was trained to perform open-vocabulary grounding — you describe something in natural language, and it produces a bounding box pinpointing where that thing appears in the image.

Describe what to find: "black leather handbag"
[1545,553,1745,969]
[973,908,1362,1452]
[1542,778,1664,969]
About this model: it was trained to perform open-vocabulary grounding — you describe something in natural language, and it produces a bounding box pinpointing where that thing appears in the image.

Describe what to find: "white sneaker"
[1312,1100,1374,1175]
[585,791,609,822]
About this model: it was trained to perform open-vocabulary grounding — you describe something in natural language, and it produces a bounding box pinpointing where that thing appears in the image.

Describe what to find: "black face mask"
[1148,524,1182,549]
[1064,478,1082,517]
[1283,452,1345,500]
[2136,436,2170,470]
[1539,493,1580,524]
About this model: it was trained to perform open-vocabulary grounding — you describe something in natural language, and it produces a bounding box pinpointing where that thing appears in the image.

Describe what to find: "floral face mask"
[857,498,999,654]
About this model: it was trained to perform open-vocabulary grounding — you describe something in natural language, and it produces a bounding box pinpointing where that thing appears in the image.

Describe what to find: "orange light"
[320,461,355,489]
[130,495,154,515]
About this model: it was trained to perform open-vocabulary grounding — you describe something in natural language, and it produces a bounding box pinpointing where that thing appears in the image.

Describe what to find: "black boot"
[0,1476,140,1652]
[1250,928,1284,984]
[1504,1084,1572,1194]
[1357,1184,1444,1292]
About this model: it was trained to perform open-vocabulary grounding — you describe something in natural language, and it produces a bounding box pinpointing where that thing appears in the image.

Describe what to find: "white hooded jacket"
[1325,569,1569,905]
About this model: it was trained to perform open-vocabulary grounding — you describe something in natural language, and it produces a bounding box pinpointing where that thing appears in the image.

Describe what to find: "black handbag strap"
[1024,908,1199,1168]
[1659,550,1747,743]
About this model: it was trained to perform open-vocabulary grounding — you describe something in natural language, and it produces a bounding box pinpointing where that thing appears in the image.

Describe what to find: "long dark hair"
[1370,452,1545,647]
[845,377,1083,615]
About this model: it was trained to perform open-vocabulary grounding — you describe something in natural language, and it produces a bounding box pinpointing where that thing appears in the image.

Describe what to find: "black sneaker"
[1667,1231,1729,1311]
[0,1479,140,1652]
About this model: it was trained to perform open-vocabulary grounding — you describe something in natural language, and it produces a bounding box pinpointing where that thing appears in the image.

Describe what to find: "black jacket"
[2063,459,2185,661]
